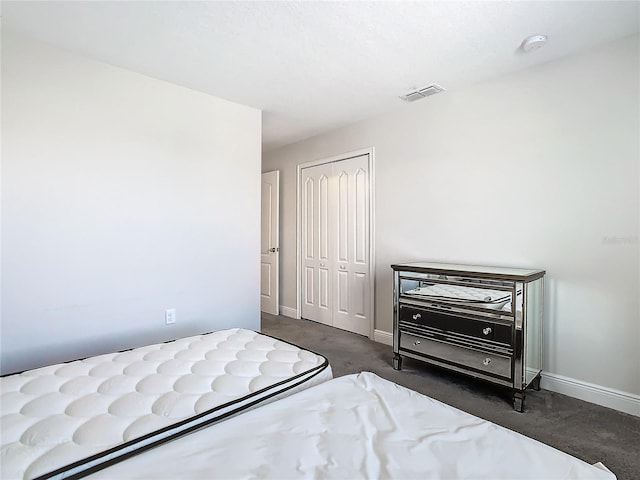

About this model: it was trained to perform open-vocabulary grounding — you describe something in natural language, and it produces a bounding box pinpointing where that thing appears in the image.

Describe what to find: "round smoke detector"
[521,35,548,53]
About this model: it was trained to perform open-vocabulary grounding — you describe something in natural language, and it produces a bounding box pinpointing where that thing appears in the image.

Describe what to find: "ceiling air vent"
[400,84,445,102]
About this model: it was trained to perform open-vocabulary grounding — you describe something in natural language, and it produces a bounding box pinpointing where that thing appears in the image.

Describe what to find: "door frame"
[296,147,375,339]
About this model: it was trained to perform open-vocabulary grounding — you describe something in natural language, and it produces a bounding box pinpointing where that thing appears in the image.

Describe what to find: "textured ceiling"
[3,1,639,151]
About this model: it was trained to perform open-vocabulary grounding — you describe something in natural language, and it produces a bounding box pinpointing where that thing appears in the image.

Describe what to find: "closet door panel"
[319,175,330,262]
[337,270,349,314]
[354,272,367,318]
[337,172,349,263]
[319,267,330,309]
[317,174,331,313]
[304,267,314,305]
[304,177,314,263]
[301,164,333,325]
[354,168,367,265]
[302,174,315,314]
[332,155,370,336]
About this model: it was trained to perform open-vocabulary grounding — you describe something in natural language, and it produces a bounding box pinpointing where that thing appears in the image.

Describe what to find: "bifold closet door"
[301,162,334,326]
[301,155,370,336]
[332,155,370,336]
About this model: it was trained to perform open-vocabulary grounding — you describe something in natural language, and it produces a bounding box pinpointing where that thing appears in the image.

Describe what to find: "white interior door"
[301,154,370,335]
[261,171,279,315]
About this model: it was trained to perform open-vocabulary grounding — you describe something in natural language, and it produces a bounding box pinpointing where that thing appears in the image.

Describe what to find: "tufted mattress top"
[1,328,331,480]
[404,284,514,309]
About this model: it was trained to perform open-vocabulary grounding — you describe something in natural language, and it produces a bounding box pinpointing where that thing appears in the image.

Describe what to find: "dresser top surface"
[391,262,545,281]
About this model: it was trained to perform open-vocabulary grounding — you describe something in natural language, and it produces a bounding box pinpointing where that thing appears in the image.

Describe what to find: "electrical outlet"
[165,308,176,325]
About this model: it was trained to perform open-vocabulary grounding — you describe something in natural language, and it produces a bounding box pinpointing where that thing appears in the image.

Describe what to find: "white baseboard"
[373,329,393,346]
[279,306,299,319]
[371,330,639,416]
[541,372,640,417]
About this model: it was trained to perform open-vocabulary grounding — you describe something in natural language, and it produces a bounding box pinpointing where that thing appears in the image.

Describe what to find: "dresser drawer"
[399,304,512,345]
[400,331,511,379]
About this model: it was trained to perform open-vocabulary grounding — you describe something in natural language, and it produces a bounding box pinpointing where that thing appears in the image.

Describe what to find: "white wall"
[1,32,262,373]
[263,35,639,403]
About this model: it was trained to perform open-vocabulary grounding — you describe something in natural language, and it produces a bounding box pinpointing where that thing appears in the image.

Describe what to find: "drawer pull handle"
[482,327,492,335]
[413,340,421,346]
[483,358,491,366]
[412,313,422,320]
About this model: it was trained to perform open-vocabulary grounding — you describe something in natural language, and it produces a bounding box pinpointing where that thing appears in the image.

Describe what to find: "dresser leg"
[513,391,525,412]
[393,353,403,370]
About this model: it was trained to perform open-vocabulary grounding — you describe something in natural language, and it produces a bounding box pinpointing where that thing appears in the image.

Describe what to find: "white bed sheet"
[90,372,615,480]
[1,329,331,480]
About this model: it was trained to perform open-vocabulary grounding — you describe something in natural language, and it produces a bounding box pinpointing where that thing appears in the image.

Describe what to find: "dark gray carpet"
[262,313,640,480]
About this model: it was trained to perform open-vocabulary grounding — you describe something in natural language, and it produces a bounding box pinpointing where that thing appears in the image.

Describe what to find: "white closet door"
[301,163,334,326]
[301,154,370,336]
[332,155,370,336]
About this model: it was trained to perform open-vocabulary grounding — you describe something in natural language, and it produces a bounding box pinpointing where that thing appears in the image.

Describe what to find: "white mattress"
[89,372,616,480]
[0,328,332,480]
[405,283,513,309]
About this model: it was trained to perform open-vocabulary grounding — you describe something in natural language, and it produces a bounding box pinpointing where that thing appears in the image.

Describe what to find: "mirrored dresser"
[391,262,545,412]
